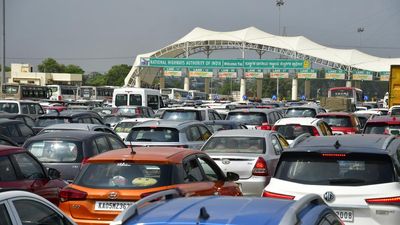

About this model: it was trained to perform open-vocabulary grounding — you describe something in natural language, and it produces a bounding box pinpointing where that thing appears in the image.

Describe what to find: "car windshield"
[76,163,173,189]
[36,117,71,127]
[116,108,138,115]
[0,103,19,113]
[114,122,140,133]
[161,110,198,121]
[202,137,265,154]
[226,112,267,125]
[364,123,400,134]
[391,108,400,116]
[318,116,351,127]
[275,125,315,140]
[26,140,82,163]
[275,152,396,186]
[127,127,179,142]
[286,108,316,117]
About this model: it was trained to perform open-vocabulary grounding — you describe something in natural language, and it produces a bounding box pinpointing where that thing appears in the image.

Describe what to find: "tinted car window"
[198,125,212,141]
[115,94,128,106]
[0,204,12,225]
[183,159,203,182]
[0,103,18,113]
[0,156,17,181]
[108,136,126,149]
[203,137,266,154]
[147,95,159,110]
[187,126,202,141]
[95,136,110,153]
[6,124,19,137]
[12,153,45,179]
[27,140,81,163]
[275,125,315,140]
[13,199,67,225]
[318,116,352,127]
[226,112,267,125]
[128,127,179,142]
[18,124,34,137]
[114,122,139,133]
[36,118,70,127]
[129,94,142,106]
[286,108,316,117]
[364,123,400,134]
[162,110,199,121]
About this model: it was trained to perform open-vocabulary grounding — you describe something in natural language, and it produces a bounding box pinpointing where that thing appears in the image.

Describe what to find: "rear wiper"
[328,178,365,185]
[134,138,152,142]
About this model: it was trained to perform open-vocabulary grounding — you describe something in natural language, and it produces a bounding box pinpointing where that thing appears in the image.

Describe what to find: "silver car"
[201,129,287,196]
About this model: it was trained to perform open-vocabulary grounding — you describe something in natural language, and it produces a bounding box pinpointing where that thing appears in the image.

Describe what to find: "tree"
[105,64,131,86]
[64,64,84,74]
[0,65,10,72]
[85,72,106,86]
[38,58,63,73]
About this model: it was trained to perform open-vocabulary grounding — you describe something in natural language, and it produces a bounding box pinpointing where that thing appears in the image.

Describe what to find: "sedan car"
[23,131,126,182]
[201,129,288,196]
[59,147,241,225]
[316,112,362,135]
[0,191,77,225]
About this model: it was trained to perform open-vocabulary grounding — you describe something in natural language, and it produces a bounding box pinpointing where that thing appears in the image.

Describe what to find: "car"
[388,105,400,116]
[272,117,332,144]
[36,123,118,136]
[354,113,372,131]
[111,189,342,225]
[125,120,212,149]
[370,108,389,116]
[225,108,284,129]
[203,120,248,132]
[0,145,67,206]
[285,105,326,118]
[316,112,362,135]
[102,114,139,128]
[0,119,35,145]
[114,118,157,140]
[363,116,400,135]
[59,147,241,225]
[115,105,155,118]
[0,134,18,146]
[23,131,126,182]
[0,112,36,128]
[201,129,288,196]
[0,191,77,225]
[263,135,400,225]
[160,107,223,121]
[0,100,45,119]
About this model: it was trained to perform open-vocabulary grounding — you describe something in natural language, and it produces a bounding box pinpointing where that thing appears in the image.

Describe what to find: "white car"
[0,190,77,225]
[389,105,400,116]
[262,135,400,225]
[272,117,332,144]
[114,118,157,140]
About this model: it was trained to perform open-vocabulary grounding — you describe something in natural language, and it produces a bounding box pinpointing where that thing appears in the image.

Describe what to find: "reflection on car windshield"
[127,127,179,142]
[226,112,267,125]
[203,137,265,154]
[162,111,198,121]
[319,116,351,127]
[27,140,81,163]
[286,109,316,117]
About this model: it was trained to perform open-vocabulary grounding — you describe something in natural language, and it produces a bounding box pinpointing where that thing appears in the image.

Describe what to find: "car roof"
[87,147,201,164]
[316,112,353,117]
[41,123,107,130]
[24,131,106,141]
[0,100,38,103]
[119,118,157,123]
[39,110,100,118]
[286,105,321,109]
[0,118,25,125]
[133,120,202,129]
[275,117,321,125]
[228,108,278,113]
[365,116,400,124]
[211,129,274,138]
[203,120,243,125]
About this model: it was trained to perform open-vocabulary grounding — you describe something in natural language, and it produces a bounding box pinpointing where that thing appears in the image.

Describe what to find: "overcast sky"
[4,0,400,73]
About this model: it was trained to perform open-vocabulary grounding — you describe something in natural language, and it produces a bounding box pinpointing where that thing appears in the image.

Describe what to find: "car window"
[129,94,142,106]
[208,112,215,120]
[198,156,222,182]
[36,104,44,114]
[267,113,275,124]
[83,118,92,123]
[24,116,36,127]
[0,204,12,225]
[21,104,29,114]
[128,127,179,142]
[286,108,316,117]
[91,118,102,124]
[27,141,81,163]
[6,124,20,137]
[28,103,37,114]
[0,156,17,181]
[108,136,126,149]
[275,125,315,140]
[0,103,19,113]
[12,153,45,179]
[319,116,352,127]
[187,126,202,141]
[202,137,266,154]
[226,112,267,125]
[214,112,222,120]
[183,158,204,182]
[162,110,198,121]
[198,125,212,141]
[114,122,138,133]
[147,95,159,110]
[18,124,34,137]
[13,199,69,225]
[95,136,110,153]
[271,135,283,155]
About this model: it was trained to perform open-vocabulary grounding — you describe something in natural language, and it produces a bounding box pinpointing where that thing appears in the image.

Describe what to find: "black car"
[23,131,126,182]
[0,112,36,128]
[0,134,18,146]
[0,119,35,145]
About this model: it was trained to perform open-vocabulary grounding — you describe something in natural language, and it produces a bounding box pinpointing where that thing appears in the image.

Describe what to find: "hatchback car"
[225,108,284,129]
[263,135,400,225]
[114,118,157,140]
[316,112,362,135]
[111,189,342,225]
[363,116,400,135]
[36,123,117,136]
[23,131,126,182]
[0,119,35,145]
[160,107,223,121]
[0,191,77,225]
[125,120,212,149]
[201,129,287,196]
[59,147,241,225]
[115,105,155,118]
[0,145,67,206]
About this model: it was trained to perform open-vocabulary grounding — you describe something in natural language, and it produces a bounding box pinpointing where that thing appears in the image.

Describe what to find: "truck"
[388,65,400,108]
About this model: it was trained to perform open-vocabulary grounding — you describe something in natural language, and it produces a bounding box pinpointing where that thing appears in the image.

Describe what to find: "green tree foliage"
[64,64,85,74]
[0,65,11,72]
[105,64,131,86]
[85,72,106,86]
[37,58,84,74]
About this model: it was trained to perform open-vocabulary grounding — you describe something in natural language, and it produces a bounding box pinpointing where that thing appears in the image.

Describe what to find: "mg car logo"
[108,192,118,200]
[222,159,230,165]
[323,191,335,202]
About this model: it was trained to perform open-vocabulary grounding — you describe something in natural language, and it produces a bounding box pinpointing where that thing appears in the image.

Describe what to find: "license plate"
[95,201,134,211]
[334,209,354,222]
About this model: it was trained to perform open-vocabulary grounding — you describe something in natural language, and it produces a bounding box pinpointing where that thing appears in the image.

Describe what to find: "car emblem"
[108,192,118,200]
[222,159,230,165]
[323,191,335,202]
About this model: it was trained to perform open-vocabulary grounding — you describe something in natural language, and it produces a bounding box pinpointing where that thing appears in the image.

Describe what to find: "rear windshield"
[75,163,173,189]
[364,123,400,134]
[36,117,71,127]
[275,152,396,186]
[275,125,315,140]
[391,108,400,116]
[286,108,316,117]
[26,140,82,163]
[202,137,265,154]
[318,116,352,127]
[226,112,267,125]
[104,116,127,124]
[114,122,140,133]
[161,110,199,121]
[127,127,179,142]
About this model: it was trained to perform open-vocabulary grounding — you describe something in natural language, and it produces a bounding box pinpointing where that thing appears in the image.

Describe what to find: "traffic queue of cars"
[0,98,399,225]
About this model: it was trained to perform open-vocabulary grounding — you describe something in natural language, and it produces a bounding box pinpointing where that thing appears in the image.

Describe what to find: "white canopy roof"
[125,27,400,86]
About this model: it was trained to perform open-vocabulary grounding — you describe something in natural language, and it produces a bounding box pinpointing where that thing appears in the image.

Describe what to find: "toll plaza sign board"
[244,69,264,79]
[163,67,182,77]
[218,69,237,78]
[380,71,390,81]
[297,69,317,79]
[325,70,346,80]
[188,68,213,78]
[270,69,289,79]
[143,58,310,70]
[352,70,373,81]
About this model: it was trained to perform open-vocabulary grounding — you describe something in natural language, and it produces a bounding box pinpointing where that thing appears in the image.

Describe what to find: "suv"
[0,100,45,119]
[160,107,223,121]
[363,116,400,135]
[263,135,400,224]
[111,189,342,225]
[316,112,362,135]
[225,108,284,129]
[0,119,35,145]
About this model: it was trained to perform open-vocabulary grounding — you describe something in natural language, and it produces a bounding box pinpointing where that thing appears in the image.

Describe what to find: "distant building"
[8,64,82,86]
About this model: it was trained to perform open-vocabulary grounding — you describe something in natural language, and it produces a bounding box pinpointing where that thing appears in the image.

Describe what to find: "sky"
[3,0,400,73]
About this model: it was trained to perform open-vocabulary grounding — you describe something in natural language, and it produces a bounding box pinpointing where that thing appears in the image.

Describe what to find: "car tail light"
[322,153,346,157]
[271,125,278,131]
[59,188,87,202]
[312,127,320,136]
[365,196,400,206]
[252,157,268,176]
[262,191,295,200]
[256,123,272,130]
[58,95,62,101]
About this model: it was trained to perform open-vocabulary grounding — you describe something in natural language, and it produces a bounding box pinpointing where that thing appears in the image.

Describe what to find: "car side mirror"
[47,168,61,179]
[226,172,239,182]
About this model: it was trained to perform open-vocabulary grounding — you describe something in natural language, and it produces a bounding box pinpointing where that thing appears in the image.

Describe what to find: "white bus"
[47,85,77,101]
[189,90,208,100]
[112,87,164,109]
[77,86,115,102]
[160,88,190,101]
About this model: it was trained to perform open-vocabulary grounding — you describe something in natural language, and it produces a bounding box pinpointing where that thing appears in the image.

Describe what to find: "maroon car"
[316,112,362,135]
[0,145,68,205]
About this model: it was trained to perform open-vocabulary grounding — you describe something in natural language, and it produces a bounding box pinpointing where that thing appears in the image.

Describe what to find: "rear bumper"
[237,176,270,196]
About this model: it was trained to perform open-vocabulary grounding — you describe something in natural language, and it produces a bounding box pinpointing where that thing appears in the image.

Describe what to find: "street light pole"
[2,0,5,85]
[357,27,364,47]
[275,0,284,100]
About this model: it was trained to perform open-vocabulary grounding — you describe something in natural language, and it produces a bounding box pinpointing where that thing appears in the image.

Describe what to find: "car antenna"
[334,140,341,149]
[129,140,136,155]
[197,207,210,223]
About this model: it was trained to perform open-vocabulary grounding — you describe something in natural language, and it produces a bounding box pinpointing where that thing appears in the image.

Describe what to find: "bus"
[1,84,51,100]
[112,87,164,109]
[77,86,115,102]
[47,85,77,101]
[189,90,208,100]
[160,88,190,101]
[328,87,363,105]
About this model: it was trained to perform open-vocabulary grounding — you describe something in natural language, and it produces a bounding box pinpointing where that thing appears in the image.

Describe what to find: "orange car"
[59,147,242,225]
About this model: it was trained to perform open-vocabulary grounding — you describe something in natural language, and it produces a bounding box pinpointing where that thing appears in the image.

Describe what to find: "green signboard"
[188,68,213,78]
[218,69,237,78]
[163,67,182,77]
[297,69,317,79]
[143,58,309,69]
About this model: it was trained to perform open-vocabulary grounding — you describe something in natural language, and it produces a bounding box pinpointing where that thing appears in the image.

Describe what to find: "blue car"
[112,189,342,225]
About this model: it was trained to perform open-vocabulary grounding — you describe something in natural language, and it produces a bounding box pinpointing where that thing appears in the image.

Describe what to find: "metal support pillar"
[184,77,190,91]
[346,80,352,87]
[159,77,165,89]
[204,77,210,94]
[256,79,262,99]
[134,76,141,88]
[240,78,246,101]
[291,78,298,100]
[304,79,311,99]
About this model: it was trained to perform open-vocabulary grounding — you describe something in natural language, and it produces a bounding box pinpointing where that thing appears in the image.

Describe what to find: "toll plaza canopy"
[125,27,400,86]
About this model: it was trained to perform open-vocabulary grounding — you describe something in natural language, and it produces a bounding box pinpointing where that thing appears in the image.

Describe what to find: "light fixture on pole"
[275,0,284,100]
[357,27,365,47]
[2,0,5,85]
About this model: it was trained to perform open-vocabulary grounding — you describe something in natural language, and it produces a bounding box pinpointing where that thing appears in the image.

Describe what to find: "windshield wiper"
[328,178,365,185]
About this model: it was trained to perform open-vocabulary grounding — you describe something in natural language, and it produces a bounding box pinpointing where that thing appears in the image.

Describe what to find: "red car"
[363,116,400,135]
[0,145,68,205]
[316,112,361,135]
